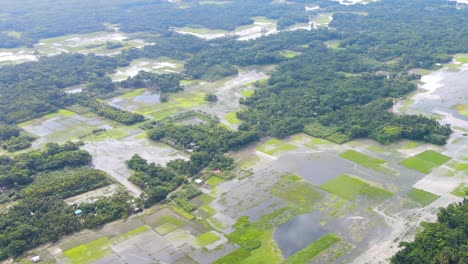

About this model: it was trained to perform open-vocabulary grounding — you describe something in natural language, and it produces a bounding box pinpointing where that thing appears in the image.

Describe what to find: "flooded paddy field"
[82,135,188,196]
[16,54,468,263]
[174,16,278,41]
[0,29,148,65]
[29,205,236,264]
[109,58,185,82]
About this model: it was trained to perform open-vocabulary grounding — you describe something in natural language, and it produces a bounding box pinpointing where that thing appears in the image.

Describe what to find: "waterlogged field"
[173,16,278,41]
[320,174,392,201]
[21,45,468,264]
[0,30,148,65]
[400,150,451,174]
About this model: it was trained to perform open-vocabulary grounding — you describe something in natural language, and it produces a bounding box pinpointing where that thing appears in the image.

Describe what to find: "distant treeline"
[0,0,310,48]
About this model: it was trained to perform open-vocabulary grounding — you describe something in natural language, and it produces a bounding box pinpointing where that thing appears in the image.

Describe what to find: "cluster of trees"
[330,0,468,69]
[126,154,183,206]
[0,33,30,48]
[120,72,184,93]
[0,124,34,152]
[0,191,135,259]
[0,54,127,123]
[0,0,310,48]
[0,142,135,259]
[0,142,91,190]
[148,123,258,175]
[391,199,467,264]
[76,96,145,125]
[237,42,452,144]
[22,168,112,199]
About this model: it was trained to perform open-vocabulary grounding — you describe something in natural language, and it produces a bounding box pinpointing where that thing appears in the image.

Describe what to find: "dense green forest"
[120,72,184,93]
[0,54,127,123]
[0,143,136,258]
[0,0,310,48]
[391,199,467,264]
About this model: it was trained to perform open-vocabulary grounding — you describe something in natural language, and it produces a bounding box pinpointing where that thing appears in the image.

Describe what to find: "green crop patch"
[399,157,438,174]
[272,175,323,212]
[206,176,224,187]
[170,205,195,220]
[320,174,392,201]
[64,237,112,264]
[155,223,178,235]
[194,231,221,247]
[339,150,387,172]
[284,233,341,264]
[450,184,467,197]
[224,112,241,124]
[256,138,297,156]
[407,188,440,206]
[415,150,451,165]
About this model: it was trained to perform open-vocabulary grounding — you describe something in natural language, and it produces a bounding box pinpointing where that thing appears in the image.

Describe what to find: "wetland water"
[410,65,468,124]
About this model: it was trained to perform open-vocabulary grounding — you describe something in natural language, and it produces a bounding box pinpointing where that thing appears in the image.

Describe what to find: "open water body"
[273,152,356,185]
[134,91,160,104]
[412,65,468,121]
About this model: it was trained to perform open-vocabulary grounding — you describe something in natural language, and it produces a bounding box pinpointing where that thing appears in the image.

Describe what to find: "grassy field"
[454,54,468,64]
[455,104,468,116]
[324,40,341,49]
[403,141,419,149]
[272,175,323,212]
[194,231,221,247]
[256,138,297,156]
[200,204,217,216]
[283,233,341,264]
[280,50,302,58]
[400,157,438,174]
[64,237,112,264]
[171,205,196,220]
[206,176,224,187]
[241,89,254,97]
[400,150,451,173]
[111,226,150,243]
[155,223,179,235]
[320,174,392,201]
[224,112,241,124]
[415,150,451,165]
[237,229,283,264]
[340,150,385,168]
[407,188,440,206]
[451,184,467,197]
[43,109,76,118]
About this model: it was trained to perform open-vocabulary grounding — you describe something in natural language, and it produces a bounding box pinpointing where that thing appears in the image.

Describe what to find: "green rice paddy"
[320,174,392,201]
[224,112,241,124]
[399,157,438,174]
[64,237,112,264]
[241,90,254,97]
[194,232,221,247]
[171,205,196,220]
[455,104,468,116]
[400,150,451,174]
[451,184,467,197]
[206,176,224,187]
[256,138,297,156]
[340,150,385,168]
[155,223,179,235]
[280,50,302,58]
[415,150,451,165]
[407,188,440,206]
[272,175,323,212]
[283,233,341,264]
